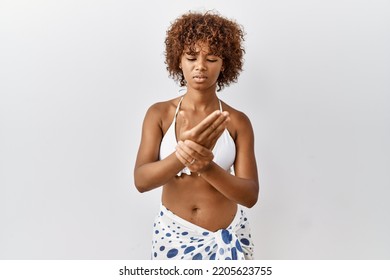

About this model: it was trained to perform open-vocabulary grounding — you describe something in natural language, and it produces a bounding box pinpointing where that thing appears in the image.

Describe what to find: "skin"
[134,42,259,232]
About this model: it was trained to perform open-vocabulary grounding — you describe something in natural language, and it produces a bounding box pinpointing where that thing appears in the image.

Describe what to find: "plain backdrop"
[1,0,389,259]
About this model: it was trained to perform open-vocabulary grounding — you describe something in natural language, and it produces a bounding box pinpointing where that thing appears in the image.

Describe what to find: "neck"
[183,88,219,111]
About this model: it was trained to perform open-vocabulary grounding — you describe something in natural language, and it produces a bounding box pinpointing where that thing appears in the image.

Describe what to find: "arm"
[176,112,259,208]
[134,103,231,192]
[134,104,184,192]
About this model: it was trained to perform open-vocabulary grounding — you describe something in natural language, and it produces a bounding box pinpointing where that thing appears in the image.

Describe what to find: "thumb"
[178,110,191,141]
[179,111,190,130]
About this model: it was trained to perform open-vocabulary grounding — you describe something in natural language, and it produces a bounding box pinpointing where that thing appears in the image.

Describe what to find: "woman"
[134,11,259,260]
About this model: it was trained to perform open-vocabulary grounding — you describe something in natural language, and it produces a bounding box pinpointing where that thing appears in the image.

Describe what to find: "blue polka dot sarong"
[151,203,254,260]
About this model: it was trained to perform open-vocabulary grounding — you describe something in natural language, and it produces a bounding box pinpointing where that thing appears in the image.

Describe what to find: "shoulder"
[143,96,183,129]
[144,97,182,117]
[220,100,253,139]
[146,97,178,114]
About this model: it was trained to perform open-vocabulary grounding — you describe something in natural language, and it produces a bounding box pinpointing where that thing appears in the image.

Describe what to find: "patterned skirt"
[151,203,254,260]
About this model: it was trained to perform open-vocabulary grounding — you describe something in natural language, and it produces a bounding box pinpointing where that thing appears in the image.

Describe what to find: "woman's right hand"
[178,110,230,149]
[175,140,214,173]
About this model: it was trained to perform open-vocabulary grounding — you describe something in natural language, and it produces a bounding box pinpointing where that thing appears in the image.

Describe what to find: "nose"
[195,58,207,71]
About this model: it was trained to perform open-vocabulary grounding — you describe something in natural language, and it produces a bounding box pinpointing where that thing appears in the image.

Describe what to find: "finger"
[178,140,202,161]
[177,111,191,141]
[176,150,195,166]
[183,140,214,158]
[189,110,223,136]
[175,142,193,165]
[198,112,229,143]
[175,150,187,166]
[201,116,230,149]
[179,111,190,130]
[181,141,214,173]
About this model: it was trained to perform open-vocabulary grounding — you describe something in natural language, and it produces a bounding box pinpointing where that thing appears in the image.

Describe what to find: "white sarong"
[151,203,254,260]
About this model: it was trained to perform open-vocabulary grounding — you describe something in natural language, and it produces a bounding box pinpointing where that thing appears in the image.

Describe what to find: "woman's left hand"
[175,140,214,173]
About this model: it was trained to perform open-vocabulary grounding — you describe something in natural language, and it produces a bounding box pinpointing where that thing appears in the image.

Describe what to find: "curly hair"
[165,11,245,91]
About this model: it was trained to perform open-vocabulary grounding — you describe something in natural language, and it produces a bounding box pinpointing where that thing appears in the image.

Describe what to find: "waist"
[159,202,240,234]
[162,183,237,231]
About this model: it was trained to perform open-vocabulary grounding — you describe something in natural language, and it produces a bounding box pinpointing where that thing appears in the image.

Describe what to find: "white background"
[1,0,389,259]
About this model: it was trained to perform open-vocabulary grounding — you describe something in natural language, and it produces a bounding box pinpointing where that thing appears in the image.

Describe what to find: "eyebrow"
[184,51,217,56]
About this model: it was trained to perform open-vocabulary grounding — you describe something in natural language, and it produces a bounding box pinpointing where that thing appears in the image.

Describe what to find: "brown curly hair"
[165,11,245,91]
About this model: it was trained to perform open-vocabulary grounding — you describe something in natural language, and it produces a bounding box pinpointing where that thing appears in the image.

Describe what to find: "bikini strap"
[218,99,223,112]
[173,96,184,121]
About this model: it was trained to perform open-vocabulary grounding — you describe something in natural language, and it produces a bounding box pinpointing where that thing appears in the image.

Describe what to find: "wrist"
[197,161,214,176]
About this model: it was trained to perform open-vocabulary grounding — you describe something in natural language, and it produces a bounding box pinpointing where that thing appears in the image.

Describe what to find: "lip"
[193,75,207,82]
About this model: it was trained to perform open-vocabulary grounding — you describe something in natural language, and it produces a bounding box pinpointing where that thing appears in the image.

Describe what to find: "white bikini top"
[159,96,236,176]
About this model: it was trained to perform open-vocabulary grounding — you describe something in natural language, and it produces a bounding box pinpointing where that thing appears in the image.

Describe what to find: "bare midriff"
[161,173,237,232]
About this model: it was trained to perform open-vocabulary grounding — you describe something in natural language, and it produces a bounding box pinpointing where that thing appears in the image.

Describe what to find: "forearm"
[199,162,259,208]
[134,153,184,192]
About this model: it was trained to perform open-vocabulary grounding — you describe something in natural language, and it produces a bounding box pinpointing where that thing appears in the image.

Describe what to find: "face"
[180,42,223,92]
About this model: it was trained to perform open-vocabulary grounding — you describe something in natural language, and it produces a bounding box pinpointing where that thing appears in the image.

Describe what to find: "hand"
[175,140,214,173]
[178,110,230,150]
